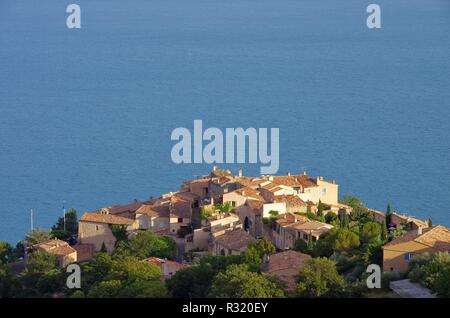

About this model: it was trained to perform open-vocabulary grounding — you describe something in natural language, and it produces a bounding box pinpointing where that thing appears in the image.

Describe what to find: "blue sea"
[1,0,449,244]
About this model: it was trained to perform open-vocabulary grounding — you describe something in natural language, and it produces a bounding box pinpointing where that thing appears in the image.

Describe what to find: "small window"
[96,225,99,231]
[322,188,327,194]
[404,253,413,261]
[178,218,183,223]
[231,201,236,207]
[205,188,209,194]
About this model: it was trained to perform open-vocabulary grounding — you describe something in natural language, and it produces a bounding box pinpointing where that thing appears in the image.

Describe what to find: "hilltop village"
[1,167,449,298]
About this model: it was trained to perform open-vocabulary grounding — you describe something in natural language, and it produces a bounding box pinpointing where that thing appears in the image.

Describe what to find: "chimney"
[418,227,423,235]
[287,171,291,176]
[303,168,307,176]
[238,169,243,177]
[212,166,217,171]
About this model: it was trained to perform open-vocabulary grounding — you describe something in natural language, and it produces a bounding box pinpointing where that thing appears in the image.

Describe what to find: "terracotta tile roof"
[51,245,77,256]
[272,175,317,188]
[288,220,333,236]
[188,178,210,186]
[263,250,311,274]
[289,220,333,232]
[274,195,307,206]
[214,228,255,251]
[391,212,428,228]
[138,195,191,219]
[260,182,280,191]
[276,213,309,226]
[231,187,265,201]
[34,239,76,256]
[103,200,142,215]
[384,225,450,252]
[135,203,170,218]
[80,212,135,225]
[169,196,192,219]
[175,191,199,201]
[236,177,265,188]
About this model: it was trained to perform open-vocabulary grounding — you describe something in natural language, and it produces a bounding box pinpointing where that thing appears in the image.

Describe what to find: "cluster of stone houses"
[31,167,450,286]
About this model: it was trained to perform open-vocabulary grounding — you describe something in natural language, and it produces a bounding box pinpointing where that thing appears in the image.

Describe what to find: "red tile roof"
[384,225,450,252]
[80,212,135,225]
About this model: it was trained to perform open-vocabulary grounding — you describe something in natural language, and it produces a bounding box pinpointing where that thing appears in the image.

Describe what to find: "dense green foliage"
[408,252,450,297]
[113,231,176,259]
[51,208,78,241]
[167,254,244,297]
[26,228,54,247]
[208,264,284,298]
[296,257,346,297]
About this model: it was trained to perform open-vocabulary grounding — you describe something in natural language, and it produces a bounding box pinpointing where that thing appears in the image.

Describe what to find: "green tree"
[360,221,382,243]
[243,238,276,272]
[51,208,78,240]
[269,210,279,217]
[119,280,167,298]
[386,203,391,215]
[294,239,308,253]
[296,257,346,298]
[381,219,388,241]
[317,200,324,217]
[390,223,407,240]
[208,264,284,298]
[69,290,86,298]
[250,238,276,257]
[108,256,161,282]
[81,253,114,291]
[361,237,384,265]
[0,241,14,264]
[167,265,215,298]
[113,232,176,259]
[200,206,214,220]
[243,246,263,272]
[333,228,360,252]
[341,195,362,208]
[17,251,63,297]
[0,263,13,297]
[109,224,128,243]
[325,213,337,224]
[167,255,243,298]
[216,202,234,213]
[433,267,450,298]
[427,218,433,227]
[88,280,123,298]
[25,228,53,246]
[423,252,450,292]
[339,213,350,228]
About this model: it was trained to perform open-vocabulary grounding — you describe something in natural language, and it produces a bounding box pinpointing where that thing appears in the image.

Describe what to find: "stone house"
[382,225,450,273]
[78,212,138,254]
[33,239,77,268]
